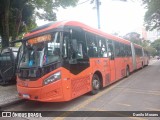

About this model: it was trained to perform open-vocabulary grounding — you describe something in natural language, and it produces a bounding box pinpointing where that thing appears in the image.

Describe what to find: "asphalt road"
[1,59,160,120]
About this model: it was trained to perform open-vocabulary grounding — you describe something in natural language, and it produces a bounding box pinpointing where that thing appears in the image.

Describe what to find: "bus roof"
[24,21,131,45]
[133,43,143,49]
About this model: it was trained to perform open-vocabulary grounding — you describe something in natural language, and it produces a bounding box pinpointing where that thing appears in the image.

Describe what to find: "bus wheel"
[141,62,144,69]
[90,74,100,95]
[126,66,130,78]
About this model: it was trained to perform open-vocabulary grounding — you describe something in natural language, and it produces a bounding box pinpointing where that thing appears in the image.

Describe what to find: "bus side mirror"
[69,39,78,64]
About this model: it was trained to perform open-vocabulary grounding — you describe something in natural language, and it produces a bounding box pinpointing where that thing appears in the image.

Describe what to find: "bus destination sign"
[28,34,51,44]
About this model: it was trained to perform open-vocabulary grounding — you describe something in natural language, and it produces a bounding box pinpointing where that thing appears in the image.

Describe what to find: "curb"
[0,99,26,110]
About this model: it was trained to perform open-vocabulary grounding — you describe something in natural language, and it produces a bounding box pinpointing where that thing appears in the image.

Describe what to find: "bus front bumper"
[17,82,65,102]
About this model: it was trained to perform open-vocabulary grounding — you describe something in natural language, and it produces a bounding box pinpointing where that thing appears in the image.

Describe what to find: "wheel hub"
[93,79,100,90]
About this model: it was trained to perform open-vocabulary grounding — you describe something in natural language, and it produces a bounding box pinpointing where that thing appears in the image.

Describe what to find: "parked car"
[0,47,19,85]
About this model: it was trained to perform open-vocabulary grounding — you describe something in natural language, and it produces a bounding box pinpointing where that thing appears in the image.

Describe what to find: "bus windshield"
[19,32,61,68]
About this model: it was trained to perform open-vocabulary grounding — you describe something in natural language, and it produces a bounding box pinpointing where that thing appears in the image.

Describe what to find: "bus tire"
[126,66,130,78]
[141,62,144,69]
[90,74,100,95]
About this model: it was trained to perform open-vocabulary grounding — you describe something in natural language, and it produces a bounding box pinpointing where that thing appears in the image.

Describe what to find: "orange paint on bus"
[17,21,149,102]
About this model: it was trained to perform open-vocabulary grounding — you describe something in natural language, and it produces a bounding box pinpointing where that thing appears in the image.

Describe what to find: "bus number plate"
[22,94,30,99]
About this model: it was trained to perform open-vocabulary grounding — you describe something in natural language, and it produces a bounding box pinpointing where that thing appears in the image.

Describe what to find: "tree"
[143,0,160,30]
[145,46,157,57]
[123,32,142,45]
[141,40,151,47]
[0,0,10,48]
[141,40,157,56]
[0,0,79,49]
[9,0,37,44]
[151,39,160,55]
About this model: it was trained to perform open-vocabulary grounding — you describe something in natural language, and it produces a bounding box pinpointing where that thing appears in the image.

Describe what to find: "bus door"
[67,28,90,98]
[107,40,116,83]
[97,37,110,87]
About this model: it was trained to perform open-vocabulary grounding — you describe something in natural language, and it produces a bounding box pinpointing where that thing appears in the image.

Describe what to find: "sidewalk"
[0,84,22,108]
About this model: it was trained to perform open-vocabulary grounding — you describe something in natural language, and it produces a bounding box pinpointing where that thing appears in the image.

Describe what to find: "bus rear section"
[131,43,148,70]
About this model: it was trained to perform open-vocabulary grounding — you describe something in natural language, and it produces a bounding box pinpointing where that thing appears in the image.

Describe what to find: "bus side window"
[108,41,114,60]
[71,29,87,59]
[135,47,143,57]
[86,33,98,58]
[120,43,125,57]
[76,42,83,59]
[97,36,108,57]
[115,41,120,57]
[125,45,132,57]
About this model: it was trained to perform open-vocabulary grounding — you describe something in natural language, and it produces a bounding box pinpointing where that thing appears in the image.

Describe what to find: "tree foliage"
[141,40,151,47]
[9,0,37,42]
[0,0,79,48]
[143,0,160,30]
[123,32,142,45]
[145,46,157,56]
[141,40,157,56]
[151,39,160,55]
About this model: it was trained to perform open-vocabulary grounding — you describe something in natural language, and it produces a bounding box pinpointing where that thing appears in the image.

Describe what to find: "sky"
[37,0,146,36]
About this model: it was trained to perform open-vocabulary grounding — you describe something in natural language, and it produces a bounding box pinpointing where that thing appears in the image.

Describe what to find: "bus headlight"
[43,71,61,85]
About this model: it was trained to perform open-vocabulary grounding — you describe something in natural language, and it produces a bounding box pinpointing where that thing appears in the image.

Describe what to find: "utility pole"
[96,0,101,29]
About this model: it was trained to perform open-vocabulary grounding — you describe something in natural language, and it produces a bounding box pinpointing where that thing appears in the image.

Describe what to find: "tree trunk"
[11,9,23,47]
[10,0,27,47]
[1,0,10,49]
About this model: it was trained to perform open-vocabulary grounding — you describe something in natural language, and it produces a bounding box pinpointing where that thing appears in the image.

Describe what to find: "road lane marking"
[125,90,160,96]
[148,90,160,93]
[116,87,160,93]
[117,103,131,107]
[115,87,160,96]
[53,80,125,120]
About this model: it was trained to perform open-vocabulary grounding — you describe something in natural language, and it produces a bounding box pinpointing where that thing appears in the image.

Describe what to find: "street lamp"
[96,0,101,29]
[94,0,128,29]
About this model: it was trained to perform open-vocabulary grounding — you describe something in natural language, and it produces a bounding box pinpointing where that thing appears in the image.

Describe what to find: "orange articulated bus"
[16,21,149,102]
[131,43,150,71]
